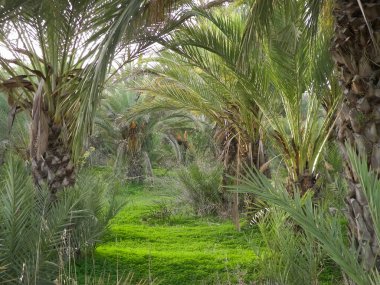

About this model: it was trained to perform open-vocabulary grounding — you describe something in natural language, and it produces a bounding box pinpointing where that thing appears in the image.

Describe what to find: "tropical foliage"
[0,154,123,283]
[0,0,188,192]
[96,81,199,182]
[1,0,380,284]
[236,147,380,285]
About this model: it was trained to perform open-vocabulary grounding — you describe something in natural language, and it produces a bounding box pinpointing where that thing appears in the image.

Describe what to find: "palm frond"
[74,0,191,159]
[236,166,378,285]
[347,146,380,248]
[0,154,124,283]
[240,0,328,69]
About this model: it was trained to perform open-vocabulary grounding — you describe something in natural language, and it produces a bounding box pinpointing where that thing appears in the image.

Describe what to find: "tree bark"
[31,121,75,194]
[332,0,380,271]
[127,151,145,183]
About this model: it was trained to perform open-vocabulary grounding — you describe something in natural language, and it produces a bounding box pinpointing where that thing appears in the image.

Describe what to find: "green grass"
[75,183,262,284]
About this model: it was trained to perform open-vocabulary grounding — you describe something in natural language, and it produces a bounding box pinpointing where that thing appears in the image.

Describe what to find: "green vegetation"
[76,181,261,284]
[1,1,380,284]
[0,156,122,283]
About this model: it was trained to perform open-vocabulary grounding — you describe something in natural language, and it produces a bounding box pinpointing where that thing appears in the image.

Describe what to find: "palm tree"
[242,0,380,272]
[134,4,341,231]
[0,154,122,283]
[96,80,198,183]
[138,8,268,174]
[237,149,380,285]
[132,8,272,229]
[330,0,380,271]
[246,2,340,195]
[0,0,189,194]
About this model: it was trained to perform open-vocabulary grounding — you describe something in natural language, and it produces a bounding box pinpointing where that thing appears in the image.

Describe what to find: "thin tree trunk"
[232,192,240,230]
[232,135,241,231]
[332,0,380,271]
[143,151,153,176]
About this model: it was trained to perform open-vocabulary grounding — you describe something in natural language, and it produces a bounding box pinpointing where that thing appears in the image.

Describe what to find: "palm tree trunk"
[286,170,319,197]
[332,0,380,271]
[127,151,144,183]
[31,121,75,194]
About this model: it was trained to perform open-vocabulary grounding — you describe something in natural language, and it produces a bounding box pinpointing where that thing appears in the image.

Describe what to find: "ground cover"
[75,183,262,284]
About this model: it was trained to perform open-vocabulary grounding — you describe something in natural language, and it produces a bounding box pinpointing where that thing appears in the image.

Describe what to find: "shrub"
[237,148,380,285]
[254,207,340,284]
[177,160,225,216]
[0,155,124,283]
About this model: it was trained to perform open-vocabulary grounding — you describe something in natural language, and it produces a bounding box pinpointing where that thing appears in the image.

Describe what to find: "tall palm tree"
[331,0,380,271]
[135,3,339,229]
[246,2,339,195]
[242,0,380,272]
[0,0,188,194]
[138,8,268,174]
[133,8,272,229]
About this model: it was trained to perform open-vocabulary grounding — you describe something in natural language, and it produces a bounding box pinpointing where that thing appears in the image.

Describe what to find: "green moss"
[76,185,261,284]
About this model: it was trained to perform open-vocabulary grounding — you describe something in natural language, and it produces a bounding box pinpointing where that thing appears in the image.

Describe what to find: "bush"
[0,155,124,284]
[177,161,225,216]
[237,149,380,285]
[254,207,340,284]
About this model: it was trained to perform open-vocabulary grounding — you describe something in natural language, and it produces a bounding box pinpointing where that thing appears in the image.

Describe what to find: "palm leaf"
[235,166,378,285]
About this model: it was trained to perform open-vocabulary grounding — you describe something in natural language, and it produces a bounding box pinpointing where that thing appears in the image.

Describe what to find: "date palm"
[331,0,380,271]
[96,79,199,182]
[248,2,340,195]
[243,0,380,272]
[238,149,380,285]
[0,0,188,194]
[135,3,339,230]
[132,8,272,229]
[137,8,268,175]
[0,154,123,283]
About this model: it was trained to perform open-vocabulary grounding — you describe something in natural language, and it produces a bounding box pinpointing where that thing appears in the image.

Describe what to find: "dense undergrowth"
[75,178,261,284]
[71,167,343,285]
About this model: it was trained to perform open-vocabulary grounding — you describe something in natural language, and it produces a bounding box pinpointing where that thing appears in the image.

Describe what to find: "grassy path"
[76,185,261,284]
